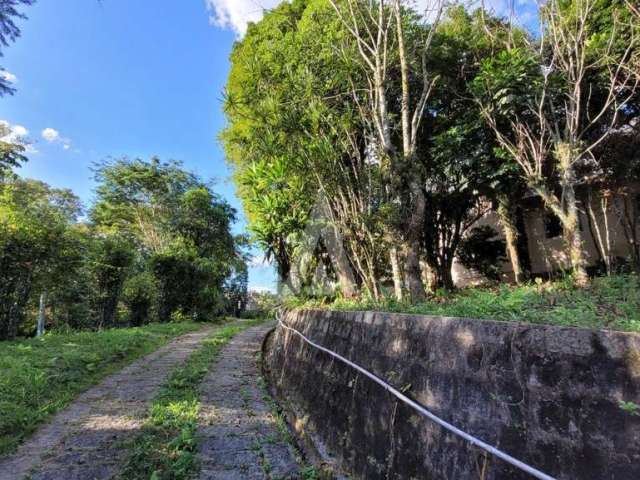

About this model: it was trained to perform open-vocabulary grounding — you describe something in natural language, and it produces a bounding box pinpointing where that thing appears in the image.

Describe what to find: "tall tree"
[223,0,381,299]
[0,178,80,339]
[327,0,444,301]
[88,233,134,328]
[413,6,526,290]
[473,0,640,286]
[92,157,239,322]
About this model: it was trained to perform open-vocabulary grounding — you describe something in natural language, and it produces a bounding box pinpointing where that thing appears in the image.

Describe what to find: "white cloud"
[1,120,27,142]
[205,0,284,35]
[41,127,72,150]
[11,125,28,138]
[41,127,60,142]
[0,70,17,84]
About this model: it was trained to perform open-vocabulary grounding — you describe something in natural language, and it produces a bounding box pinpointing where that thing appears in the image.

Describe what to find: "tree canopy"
[0,157,246,340]
[223,0,640,300]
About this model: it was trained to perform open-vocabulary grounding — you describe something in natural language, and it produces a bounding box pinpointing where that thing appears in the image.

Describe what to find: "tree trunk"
[426,250,455,292]
[389,246,403,301]
[563,184,589,287]
[557,145,589,287]
[602,195,613,274]
[324,224,358,299]
[402,185,427,302]
[431,254,455,291]
[395,0,412,157]
[287,260,302,296]
[37,292,46,337]
[393,1,426,303]
[496,195,524,284]
[420,258,435,294]
[403,242,425,302]
[584,187,609,275]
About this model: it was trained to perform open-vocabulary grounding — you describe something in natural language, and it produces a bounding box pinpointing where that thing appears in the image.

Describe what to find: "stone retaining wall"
[262,309,640,479]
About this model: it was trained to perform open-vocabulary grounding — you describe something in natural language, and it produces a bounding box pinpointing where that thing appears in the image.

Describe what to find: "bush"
[151,251,226,323]
[88,234,135,329]
[123,272,158,326]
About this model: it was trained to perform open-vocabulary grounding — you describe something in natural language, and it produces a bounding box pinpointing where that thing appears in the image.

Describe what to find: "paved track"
[197,323,301,480]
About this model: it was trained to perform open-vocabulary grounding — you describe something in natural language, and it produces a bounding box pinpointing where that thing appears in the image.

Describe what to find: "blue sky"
[1,0,278,292]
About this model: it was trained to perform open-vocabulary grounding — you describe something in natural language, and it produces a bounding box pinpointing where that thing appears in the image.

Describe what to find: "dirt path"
[0,325,217,480]
[197,323,301,480]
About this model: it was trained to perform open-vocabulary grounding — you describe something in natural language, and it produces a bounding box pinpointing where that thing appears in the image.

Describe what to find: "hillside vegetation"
[290,274,640,332]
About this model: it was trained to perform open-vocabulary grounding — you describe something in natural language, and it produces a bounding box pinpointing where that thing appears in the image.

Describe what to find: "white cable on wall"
[276,315,557,480]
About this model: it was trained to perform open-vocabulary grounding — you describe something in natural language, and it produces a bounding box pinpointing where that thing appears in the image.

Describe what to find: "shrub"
[123,272,158,326]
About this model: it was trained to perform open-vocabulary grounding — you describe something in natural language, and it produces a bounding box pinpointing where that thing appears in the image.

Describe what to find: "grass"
[119,319,264,480]
[0,322,203,456]
[289,274,640,332]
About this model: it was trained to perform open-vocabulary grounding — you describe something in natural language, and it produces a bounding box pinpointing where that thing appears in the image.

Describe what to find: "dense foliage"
[0,158,247,340]
[223,0,640,300]
[0,1,248,341]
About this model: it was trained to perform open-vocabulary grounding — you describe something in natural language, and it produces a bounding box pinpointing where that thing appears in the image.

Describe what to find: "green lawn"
[293,274,640,332]
[0,322,203,455]
[119,319,263,480]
